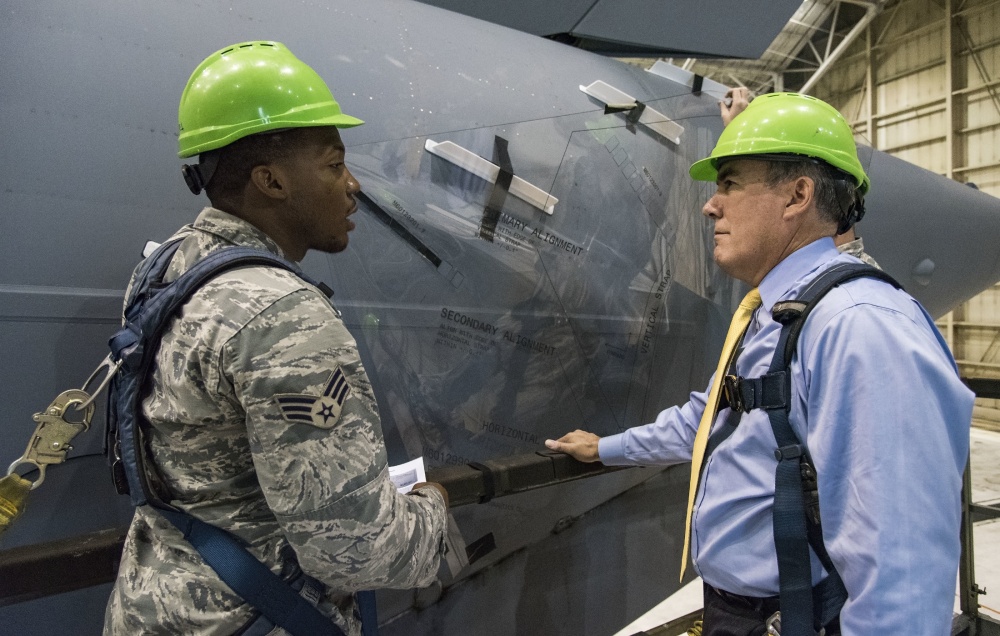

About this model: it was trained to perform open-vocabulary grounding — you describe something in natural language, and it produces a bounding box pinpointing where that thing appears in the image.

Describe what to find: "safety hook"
[7,389,96,490]
[73,355,123,412]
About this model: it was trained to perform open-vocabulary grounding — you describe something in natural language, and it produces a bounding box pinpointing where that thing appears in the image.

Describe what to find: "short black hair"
[204,128,314,207]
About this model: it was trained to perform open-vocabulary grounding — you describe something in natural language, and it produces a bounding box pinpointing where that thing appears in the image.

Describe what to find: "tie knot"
[741,288,762,311]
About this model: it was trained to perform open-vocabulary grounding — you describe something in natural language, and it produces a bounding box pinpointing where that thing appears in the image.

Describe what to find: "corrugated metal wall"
[814,0,1000,420]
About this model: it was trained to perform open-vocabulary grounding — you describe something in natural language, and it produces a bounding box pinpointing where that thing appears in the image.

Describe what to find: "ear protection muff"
[180,151,221,195]
[833,177,866,235]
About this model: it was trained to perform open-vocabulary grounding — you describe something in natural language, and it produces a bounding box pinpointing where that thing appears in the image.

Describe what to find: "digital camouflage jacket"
[104,208,447,636]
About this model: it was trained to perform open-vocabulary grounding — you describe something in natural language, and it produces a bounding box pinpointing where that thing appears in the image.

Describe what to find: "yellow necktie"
[680,288,762,580]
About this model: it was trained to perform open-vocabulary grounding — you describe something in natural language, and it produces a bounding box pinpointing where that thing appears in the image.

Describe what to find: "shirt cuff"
[598,433,629,465]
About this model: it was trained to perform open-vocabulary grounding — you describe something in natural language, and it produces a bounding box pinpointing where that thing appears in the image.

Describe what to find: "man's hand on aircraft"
[721,86,753,126]
[544,430,602,463]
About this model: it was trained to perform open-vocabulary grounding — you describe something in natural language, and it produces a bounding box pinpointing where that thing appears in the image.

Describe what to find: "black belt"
[705,582,781,616]
[702,583,840,636]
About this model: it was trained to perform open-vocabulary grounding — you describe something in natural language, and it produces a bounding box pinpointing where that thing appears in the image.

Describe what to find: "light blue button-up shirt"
[599,238,973,634]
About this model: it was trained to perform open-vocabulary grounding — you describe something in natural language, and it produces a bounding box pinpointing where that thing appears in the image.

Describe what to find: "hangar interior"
[2,0,1000,634]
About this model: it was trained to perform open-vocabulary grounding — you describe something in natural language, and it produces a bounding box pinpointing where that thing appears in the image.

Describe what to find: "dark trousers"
[702,583,841,636]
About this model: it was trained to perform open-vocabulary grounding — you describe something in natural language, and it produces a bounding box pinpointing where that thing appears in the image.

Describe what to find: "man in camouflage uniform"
[104,41,448,635]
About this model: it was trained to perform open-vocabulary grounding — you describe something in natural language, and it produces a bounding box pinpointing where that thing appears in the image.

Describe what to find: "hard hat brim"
[689,156,718,183]
[178,112,364,158]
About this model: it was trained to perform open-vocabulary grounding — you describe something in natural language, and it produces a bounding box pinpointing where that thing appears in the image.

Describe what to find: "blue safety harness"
[105,238,378,636]
[707,262,902,636]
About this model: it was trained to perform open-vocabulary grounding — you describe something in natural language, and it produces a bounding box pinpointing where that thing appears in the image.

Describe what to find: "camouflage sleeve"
[221,286,447,592]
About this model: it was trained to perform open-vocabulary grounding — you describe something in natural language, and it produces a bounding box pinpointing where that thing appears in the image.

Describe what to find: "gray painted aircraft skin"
[413,0,803,58]
[3,1,1000,634]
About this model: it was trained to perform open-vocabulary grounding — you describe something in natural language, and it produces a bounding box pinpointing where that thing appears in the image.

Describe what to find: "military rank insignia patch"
[274,367,352,429]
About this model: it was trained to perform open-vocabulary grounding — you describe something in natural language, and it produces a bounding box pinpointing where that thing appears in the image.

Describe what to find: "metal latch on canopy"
[424,139,559,215]
[579,80,685,145]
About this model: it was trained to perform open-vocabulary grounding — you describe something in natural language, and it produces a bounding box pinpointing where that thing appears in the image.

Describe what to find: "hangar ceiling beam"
[651,0,889,97]
[801,1,884,94]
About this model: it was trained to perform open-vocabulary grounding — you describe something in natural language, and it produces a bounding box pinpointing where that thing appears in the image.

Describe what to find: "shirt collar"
[191,207,287,258]
[757,237,840,312]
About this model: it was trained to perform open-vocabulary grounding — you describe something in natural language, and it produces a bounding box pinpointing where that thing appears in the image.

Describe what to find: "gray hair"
[761,156,861,231]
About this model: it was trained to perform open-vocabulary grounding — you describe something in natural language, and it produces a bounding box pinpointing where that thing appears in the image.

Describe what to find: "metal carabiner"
[765,612,824,636]
[74,355,123,412]
[6,389,96,490]
[765,611,781,636]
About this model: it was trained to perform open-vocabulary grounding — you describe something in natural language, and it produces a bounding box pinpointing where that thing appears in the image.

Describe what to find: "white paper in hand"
[389,456,427,494]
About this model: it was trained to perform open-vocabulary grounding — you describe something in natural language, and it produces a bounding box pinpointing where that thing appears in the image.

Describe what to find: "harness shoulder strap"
[104,242,349,636]
[770,262,902,368]
[766,262,901,636]
[109,243,325,505]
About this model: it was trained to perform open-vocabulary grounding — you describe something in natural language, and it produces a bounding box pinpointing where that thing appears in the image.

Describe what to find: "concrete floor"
[615,425,1000,635]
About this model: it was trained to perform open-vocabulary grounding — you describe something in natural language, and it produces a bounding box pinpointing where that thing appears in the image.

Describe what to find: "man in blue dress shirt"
[546,93,973,635]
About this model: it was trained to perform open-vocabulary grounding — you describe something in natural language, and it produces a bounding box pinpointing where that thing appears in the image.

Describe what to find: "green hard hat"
[177,41,363,158]
[690,92,870,194]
